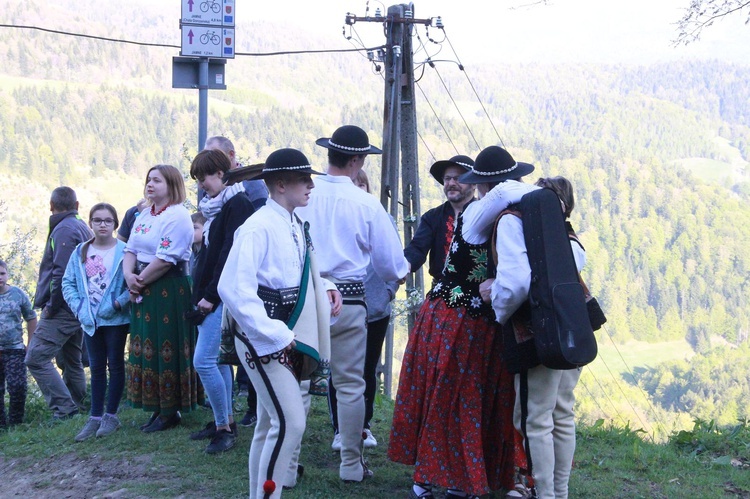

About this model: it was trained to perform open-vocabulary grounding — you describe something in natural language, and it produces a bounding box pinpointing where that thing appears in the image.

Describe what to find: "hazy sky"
[246,0,750,64]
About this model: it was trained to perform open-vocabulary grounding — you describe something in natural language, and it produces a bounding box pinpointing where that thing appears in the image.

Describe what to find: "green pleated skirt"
[126,274,203,416]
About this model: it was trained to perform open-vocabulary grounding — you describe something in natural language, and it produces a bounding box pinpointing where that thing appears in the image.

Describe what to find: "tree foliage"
[675,0,750,45]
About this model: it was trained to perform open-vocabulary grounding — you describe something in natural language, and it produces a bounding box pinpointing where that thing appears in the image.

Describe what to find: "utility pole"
[346,3,432,397]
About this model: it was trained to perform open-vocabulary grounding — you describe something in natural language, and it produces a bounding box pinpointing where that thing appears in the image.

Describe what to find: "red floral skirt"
[388,297,523,495]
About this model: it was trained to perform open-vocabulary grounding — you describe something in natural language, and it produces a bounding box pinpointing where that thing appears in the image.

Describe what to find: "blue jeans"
[194,303,233,427]
[84,324,129,417]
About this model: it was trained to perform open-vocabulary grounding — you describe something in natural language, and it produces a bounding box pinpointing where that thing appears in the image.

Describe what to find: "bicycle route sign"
[181,25,235,58]
[180,0,235,58]
[181,0,235,27]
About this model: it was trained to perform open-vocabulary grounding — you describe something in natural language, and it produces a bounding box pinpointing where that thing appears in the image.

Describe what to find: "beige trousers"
[514,365,581,499]
[329,300,368,481]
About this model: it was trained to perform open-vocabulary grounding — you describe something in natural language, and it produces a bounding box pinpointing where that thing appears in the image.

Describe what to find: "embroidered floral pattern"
[160,237,172,249]
[429,213,493,318]
[160,340,173,363]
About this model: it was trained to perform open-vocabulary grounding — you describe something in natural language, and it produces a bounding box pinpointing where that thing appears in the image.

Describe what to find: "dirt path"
[0,453,177,498]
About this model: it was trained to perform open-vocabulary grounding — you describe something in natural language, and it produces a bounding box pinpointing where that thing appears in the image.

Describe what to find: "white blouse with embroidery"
[125,204,192,264]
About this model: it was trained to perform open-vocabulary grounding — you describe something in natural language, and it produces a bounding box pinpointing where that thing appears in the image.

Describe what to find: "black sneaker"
[205,429,236,454]
[240,410,257,427]
[190,421,217,440]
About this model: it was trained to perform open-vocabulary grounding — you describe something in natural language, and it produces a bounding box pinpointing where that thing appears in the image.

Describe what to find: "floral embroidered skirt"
[126,274,203,416]
[388,297,522,495]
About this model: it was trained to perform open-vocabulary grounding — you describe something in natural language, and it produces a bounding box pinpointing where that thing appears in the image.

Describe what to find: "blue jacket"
[62,239,130,336]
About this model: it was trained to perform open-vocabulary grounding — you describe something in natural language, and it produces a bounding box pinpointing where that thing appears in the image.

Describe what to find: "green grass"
[2,391,750,498]
[586,338,694,378]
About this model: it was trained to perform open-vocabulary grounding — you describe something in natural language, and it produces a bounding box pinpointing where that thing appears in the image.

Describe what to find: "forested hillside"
[1,0,749,430]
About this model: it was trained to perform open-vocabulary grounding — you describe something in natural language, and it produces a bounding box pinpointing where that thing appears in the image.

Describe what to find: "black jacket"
[192,192,257,307]
[404,201,462,281]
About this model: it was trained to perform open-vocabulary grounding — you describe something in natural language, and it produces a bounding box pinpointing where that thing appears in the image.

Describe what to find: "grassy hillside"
[1,394,749,498]
[1,0,750,436]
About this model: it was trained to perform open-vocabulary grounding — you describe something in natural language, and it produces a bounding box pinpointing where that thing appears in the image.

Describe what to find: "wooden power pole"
[348,3,432,397]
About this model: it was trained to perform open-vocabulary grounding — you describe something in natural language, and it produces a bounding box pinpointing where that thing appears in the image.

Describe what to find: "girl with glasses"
[62,203,131,441]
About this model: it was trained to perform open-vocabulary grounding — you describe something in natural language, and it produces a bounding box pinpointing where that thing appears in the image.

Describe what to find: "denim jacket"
[62,239,130,336]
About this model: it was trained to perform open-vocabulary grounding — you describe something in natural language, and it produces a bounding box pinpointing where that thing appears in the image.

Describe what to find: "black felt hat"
[255,148,325,180]
[429,155,475,185]
[458,146,534,184]
[315,125,383,155]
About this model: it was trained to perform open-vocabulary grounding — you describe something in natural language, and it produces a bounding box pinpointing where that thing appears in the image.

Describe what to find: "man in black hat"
[464,145,579,499]
[404,155,476,288]
[218,148,342,497]
[297,125,410,483]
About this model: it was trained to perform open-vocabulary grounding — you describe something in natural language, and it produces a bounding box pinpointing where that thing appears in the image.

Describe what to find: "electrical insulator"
[367,51,374,61]
[404,9,413,18]
[393,45,402,57]
[435,16,443,28]
[375,8,382,17]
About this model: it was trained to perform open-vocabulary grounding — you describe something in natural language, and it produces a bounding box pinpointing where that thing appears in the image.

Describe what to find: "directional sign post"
[181,0,234,27]
[181,26,235,58]
[175,0,236,202]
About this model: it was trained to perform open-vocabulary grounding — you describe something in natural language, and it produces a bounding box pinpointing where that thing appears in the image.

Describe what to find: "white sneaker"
[331,433,342,451]
[363,428,377,448]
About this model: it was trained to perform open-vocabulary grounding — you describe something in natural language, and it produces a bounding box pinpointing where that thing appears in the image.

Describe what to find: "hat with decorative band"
[255,148,325,180]
[429,155,475,185]
[315,125,383,155]
[458,146,534,184]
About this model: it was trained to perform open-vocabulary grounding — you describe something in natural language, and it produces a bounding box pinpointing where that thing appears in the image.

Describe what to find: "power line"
[0,23,382,57]
[577,374,612,421]
[426,60,481,151]
[415,80,460,156]
[601,324,670,437]
[594,353,654,441]
[587,366,630,427]
[442,30,507,148]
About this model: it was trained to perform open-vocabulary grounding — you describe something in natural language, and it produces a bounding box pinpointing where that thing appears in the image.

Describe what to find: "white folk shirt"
[462,180,538,245]
[218,199,333,357]
[125,204,192,264]
[296,174,409,283]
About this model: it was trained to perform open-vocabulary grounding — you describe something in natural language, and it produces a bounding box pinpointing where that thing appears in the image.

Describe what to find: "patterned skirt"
[126,274,202,416]
[388,297,521,495]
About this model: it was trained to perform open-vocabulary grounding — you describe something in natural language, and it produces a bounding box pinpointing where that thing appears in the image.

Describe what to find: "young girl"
[0,260,38,428]
[62,203,130,441]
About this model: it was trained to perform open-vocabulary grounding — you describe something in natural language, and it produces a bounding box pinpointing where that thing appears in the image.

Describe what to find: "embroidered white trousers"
[236,338,306,499]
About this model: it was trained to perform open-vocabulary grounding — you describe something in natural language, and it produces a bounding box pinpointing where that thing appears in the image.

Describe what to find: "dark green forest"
[1,0,749,430]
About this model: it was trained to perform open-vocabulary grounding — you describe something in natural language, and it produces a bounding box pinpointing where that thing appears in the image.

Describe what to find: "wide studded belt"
[334,281,365,297]
[257,285,299,321]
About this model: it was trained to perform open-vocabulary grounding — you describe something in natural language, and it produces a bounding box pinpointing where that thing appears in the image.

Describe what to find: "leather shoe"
[139,412,159,430]
[142,413,181,433]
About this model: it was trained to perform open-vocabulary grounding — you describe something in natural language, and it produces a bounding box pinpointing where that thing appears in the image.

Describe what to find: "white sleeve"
[155,210,192,264]
[572,240,587,272]
[368,207,409,282]
[218,227,294,354]
[462,181,539,244]
[491,215,531,325]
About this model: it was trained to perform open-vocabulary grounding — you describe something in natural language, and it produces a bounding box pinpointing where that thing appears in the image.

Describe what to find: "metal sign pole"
[198,58,209,153]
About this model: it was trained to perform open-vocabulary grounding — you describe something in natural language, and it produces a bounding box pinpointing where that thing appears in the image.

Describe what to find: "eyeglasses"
[91,218,115,226]
[443,175,462,184]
